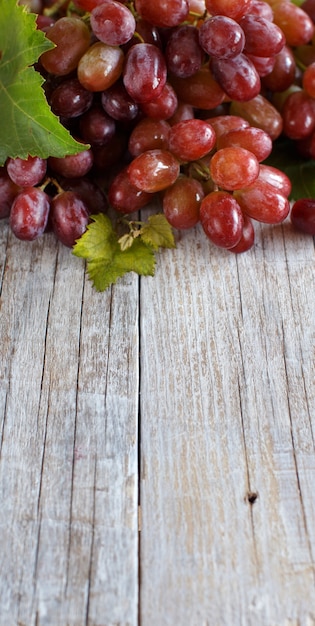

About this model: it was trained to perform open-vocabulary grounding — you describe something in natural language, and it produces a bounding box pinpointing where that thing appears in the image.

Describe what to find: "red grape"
[291,198,315,234]
[134,0,189,28]
[40,17,90,76]
[77,42,124,92]
[123,43,167,104]
[50,191,89,247]
[168,119,216,162]
[200,190,244,249]
[7,156,47,187]
[108,166,153,213]
[234,180,290,224]
[211,54,261,102]
[90,1,136,46]
[128,118,171,157]
[10,187,50,241]
[199,16,245,60]
[163,176,204,229]
[210,147,260,191]
[0,169,21,219]
[127,150,180,193]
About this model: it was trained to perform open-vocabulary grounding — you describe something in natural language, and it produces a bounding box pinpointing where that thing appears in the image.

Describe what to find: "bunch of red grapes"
[2,0,315,250]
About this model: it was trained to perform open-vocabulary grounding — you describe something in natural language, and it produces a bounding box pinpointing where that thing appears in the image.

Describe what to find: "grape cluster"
[2,0,315,250]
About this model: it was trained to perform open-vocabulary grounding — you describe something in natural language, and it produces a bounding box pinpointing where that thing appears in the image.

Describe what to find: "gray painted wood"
[0,216,314,625]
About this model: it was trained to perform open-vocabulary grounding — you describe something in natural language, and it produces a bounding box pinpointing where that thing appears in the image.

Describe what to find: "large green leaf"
[0,0,86,165]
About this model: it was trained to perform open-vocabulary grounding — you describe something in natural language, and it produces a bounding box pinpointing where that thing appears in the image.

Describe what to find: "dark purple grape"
[9,187,50,241]
[50,191,89,247]
[0,168,21,218]
[79,105,116,146]
[165,25,205,78]
[49,77,94,118]
[101,81,139,121]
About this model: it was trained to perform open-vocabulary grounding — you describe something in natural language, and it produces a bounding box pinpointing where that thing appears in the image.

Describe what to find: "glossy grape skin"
[210,147,259,191]
[262,45,296,93]
[139,83,178,121]
[205,0,252,21]
[199,16,245,60]
[134,0,189,28]
[205,115,249,138]
[0,169,21,219]
[247,0,274,20]
[230,95,283,140]
[7,156,47,187]
[216,127,273,162]
[272,1,314,47]
[123,44,167,104]
[234,180,290,224]
[90,1,136,46]
[245,54,276,78]
[167,119,216,162]
[79,105,116,146]
[228,213,255,253]
[127,149,180,193]
[200,191,244,249]
[163,176,204,229]
[258,164,292,198]
[40,17,90,76]
[49,78,94,119]
[282,90,315,140]
[9,187,50,241]
[77,42,124,92]
[211,54,261,102]
[108,166,153,213]
[165,25,205,78]
[48,149,93,178]
[290,198,315,235]
[240,15,285,58]
[128,118,171,157]
[169,66,226,110]
[50,191,89,247]
[101,81,139,122]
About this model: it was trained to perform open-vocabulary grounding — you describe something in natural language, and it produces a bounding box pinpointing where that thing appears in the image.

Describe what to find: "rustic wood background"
[0,213,314,626]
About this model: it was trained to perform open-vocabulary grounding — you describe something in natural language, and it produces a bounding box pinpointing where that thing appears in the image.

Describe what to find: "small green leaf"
[73,214,156,291]
[140,213,176,250]
[0,0,86,165]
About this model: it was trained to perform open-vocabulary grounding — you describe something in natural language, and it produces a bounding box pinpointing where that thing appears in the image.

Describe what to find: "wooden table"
[0,212,314,626]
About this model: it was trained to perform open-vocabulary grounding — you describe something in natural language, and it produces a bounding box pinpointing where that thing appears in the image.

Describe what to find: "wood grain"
[0,225,139,626]
[0,213,315,626]
[139,219,315,626]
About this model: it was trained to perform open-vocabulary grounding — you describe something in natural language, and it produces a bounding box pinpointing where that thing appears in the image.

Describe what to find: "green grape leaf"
[140,213,176,250]
[265,139,315,199]
[73,214,156,291]
[0,0,86,166]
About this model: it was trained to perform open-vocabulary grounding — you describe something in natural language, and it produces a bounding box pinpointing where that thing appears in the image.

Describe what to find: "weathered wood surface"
[0,216,314,626]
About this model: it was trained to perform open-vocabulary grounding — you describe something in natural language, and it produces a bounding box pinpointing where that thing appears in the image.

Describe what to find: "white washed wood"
[139,219,315,626]
[0,225,139,626]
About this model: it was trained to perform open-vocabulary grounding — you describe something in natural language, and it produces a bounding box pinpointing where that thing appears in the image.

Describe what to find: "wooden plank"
[0,225,139,626]
[139,219,315,626]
